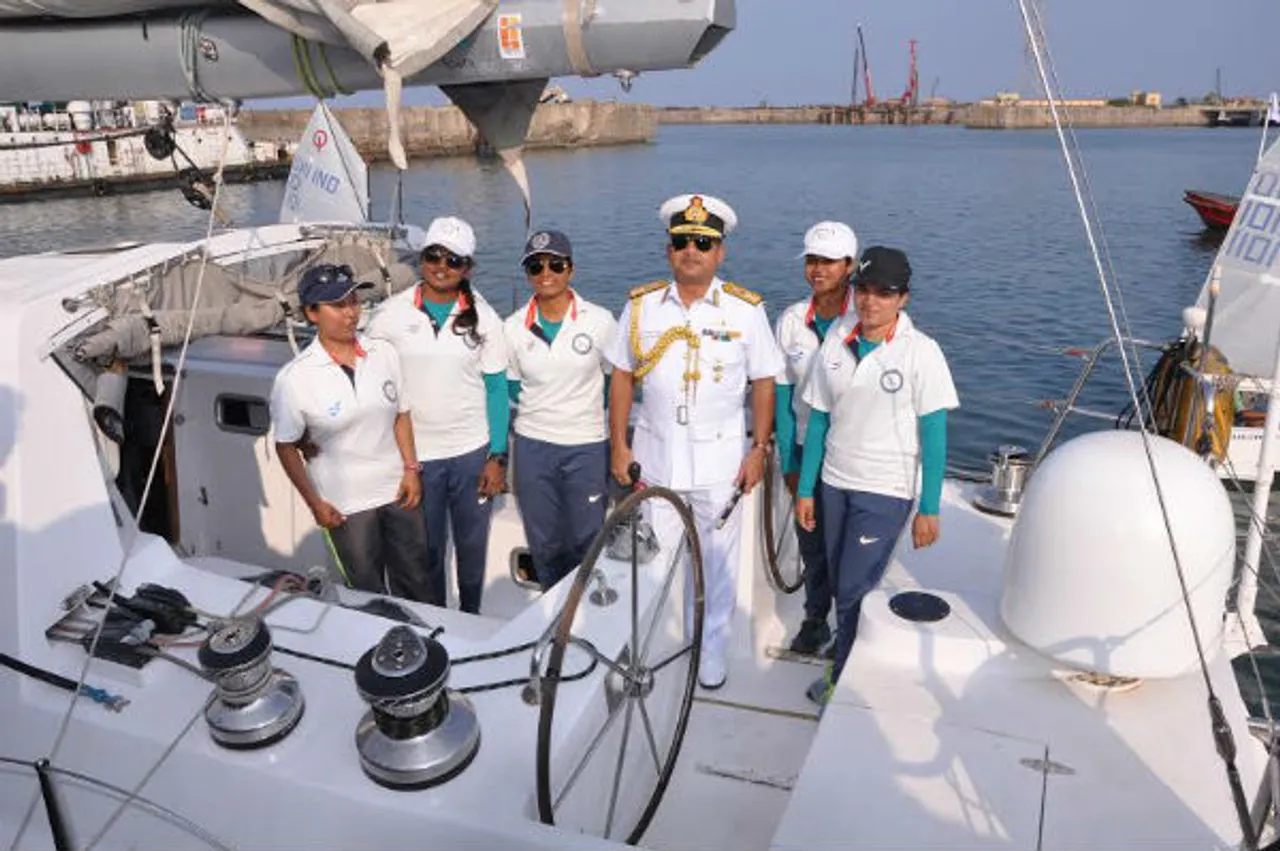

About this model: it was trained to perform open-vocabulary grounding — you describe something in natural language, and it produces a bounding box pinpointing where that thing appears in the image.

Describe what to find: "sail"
[279,103,368,225]
[1196,137,1280,377]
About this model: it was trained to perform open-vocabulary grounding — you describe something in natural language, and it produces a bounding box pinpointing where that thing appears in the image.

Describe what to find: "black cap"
[521,229,573,264]
[855,246,912,293]
[298,263,373,306]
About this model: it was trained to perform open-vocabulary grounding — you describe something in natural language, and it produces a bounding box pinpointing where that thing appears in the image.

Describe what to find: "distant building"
[1131,91,1162,107]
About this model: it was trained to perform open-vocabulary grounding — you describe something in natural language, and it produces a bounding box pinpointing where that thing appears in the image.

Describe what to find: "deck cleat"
[354,625,480,790]
[198,618,304,749]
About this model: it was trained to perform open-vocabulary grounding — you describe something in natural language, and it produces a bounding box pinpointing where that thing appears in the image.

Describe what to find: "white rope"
[9,106,238,851]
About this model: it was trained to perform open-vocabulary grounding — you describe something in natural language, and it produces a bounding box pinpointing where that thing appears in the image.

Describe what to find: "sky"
[269,0,1279,111]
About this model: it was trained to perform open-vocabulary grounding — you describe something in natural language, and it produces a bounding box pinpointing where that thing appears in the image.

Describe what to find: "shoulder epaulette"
[722,282,763,306]
[629,280,668,300]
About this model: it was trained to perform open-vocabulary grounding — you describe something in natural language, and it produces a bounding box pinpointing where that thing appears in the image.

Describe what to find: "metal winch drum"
[354,625,480,790]
[198,618,305,749]
[972,444,1032,517]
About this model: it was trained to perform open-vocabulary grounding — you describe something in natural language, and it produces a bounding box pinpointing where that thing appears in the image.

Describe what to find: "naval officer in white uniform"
[606,194,784,689]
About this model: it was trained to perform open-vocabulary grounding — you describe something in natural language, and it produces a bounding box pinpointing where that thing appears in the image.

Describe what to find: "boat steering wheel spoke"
[762,456,805,594]
[536,485,704,845]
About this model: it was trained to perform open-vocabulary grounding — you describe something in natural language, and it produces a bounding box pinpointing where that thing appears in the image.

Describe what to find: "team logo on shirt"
[328,401,342,417]
[880,368,904,394]
[572,332,593,355]
[382,380,398,403]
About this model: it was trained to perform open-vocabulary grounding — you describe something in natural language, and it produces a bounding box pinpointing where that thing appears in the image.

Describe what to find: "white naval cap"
[658,193,738,238]
[800,221,858,261]
[423,215,477,258]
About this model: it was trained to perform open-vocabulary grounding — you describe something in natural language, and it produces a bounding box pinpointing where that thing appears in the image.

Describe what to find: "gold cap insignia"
[683,196,710,225]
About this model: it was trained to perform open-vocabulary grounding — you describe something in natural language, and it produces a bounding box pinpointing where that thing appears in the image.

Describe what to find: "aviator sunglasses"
[670,235,719,253]
[421,246,470,270]
[523,257,570,276]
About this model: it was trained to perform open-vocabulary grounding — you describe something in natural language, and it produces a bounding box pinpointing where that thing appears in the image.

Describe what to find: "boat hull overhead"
[0,0,735,102]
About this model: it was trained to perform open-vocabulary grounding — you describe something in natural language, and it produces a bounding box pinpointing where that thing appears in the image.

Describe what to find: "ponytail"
[453,278,484,348]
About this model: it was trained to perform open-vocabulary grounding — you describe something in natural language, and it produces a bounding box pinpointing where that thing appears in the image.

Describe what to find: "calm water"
[0,123,1256,470]
[3,122,1280,708]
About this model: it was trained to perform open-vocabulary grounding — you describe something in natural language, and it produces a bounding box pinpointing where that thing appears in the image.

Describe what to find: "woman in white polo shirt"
[271,263,430,600]
[795,246,958,705]
[504,230,617,590]
[366,216,508,614]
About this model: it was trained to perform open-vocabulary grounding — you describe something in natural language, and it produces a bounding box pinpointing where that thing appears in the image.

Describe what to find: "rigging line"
[1219,456,1280,582]
[1023,1,1157,428]
[82,703,206,851]
[0,757,236,851]
[9,109,237,851]
[1016,2,1256,845]
[1237,610,1275,726]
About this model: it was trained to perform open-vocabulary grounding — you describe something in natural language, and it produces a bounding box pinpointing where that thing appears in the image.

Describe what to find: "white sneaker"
[698,652,727,690]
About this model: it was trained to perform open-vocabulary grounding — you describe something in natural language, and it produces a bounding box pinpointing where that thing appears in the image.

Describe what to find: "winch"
[354,625,480,789]
[972,444,1032,517]
[198,618,304,749]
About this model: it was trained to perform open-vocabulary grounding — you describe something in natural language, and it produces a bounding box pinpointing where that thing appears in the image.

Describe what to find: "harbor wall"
[239,101,656,161]
[656,104,1215,129]
[962,104,1211,129]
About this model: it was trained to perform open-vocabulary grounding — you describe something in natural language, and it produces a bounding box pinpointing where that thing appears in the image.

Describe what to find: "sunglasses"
[310,264,354,287]
[670,235,719,253]
[524,257,570,276]
[421,246,470,270]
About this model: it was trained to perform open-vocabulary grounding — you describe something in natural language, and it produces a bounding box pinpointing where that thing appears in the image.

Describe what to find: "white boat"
[2,2,1279,850]
[0,100,289,201]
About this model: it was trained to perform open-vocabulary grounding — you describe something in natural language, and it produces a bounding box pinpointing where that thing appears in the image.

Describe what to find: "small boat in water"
[1183,189,1240,230]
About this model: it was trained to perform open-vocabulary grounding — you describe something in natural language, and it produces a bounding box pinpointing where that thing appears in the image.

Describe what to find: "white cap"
[424,216,476,258]
[800,221,858,260]
[658,193,738,238]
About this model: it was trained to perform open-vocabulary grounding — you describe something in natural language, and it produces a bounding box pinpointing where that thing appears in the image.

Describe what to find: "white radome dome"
[999,430,1235,679]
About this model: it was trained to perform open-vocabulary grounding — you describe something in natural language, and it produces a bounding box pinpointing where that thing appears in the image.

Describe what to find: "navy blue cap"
[520,229,573,264]
[854,246,912,293]
[298,264,373,307]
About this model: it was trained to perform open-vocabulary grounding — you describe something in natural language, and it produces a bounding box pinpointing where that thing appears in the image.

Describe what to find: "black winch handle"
[628,461,643,493]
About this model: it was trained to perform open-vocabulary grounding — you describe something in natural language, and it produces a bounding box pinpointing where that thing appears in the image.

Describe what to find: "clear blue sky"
[264,0,1278,110]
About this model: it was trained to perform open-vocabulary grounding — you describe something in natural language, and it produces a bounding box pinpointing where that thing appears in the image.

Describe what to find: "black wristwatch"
[487,451,509,467]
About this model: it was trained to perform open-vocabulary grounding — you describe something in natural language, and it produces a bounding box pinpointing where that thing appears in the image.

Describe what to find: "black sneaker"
[788,618,832,656]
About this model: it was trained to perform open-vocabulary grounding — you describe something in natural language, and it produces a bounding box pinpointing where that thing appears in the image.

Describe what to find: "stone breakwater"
[239,101,656,161]
[657,104,1219,129]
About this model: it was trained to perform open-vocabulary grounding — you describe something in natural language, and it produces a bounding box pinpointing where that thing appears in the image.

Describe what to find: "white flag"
[1269,92,1280,126]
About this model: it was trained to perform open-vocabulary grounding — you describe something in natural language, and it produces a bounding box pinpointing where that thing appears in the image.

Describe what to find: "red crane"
[902,39,919,106]
[856,25,876,106]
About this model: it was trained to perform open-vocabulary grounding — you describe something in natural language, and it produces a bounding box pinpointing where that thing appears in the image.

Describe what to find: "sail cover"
[1196,137,1280,378]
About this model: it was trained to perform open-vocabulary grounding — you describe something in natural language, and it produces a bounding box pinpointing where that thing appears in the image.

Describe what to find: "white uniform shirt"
[505,293,618,445]
[605,277,784,490]
[366,283,508,461]
[270,336,409,515]
[775,291,857,442]
[802,311,959,501]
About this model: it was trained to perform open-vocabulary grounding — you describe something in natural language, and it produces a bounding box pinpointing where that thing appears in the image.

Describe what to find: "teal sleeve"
[774,384,797,475]
[797,411,830,498]
[918,409,947,515]
[508,379,521,404]
[484,372,510,454]
[603,373,611,409]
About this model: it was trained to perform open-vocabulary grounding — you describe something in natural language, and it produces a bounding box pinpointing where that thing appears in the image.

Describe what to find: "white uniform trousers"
[646,481,741,664]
